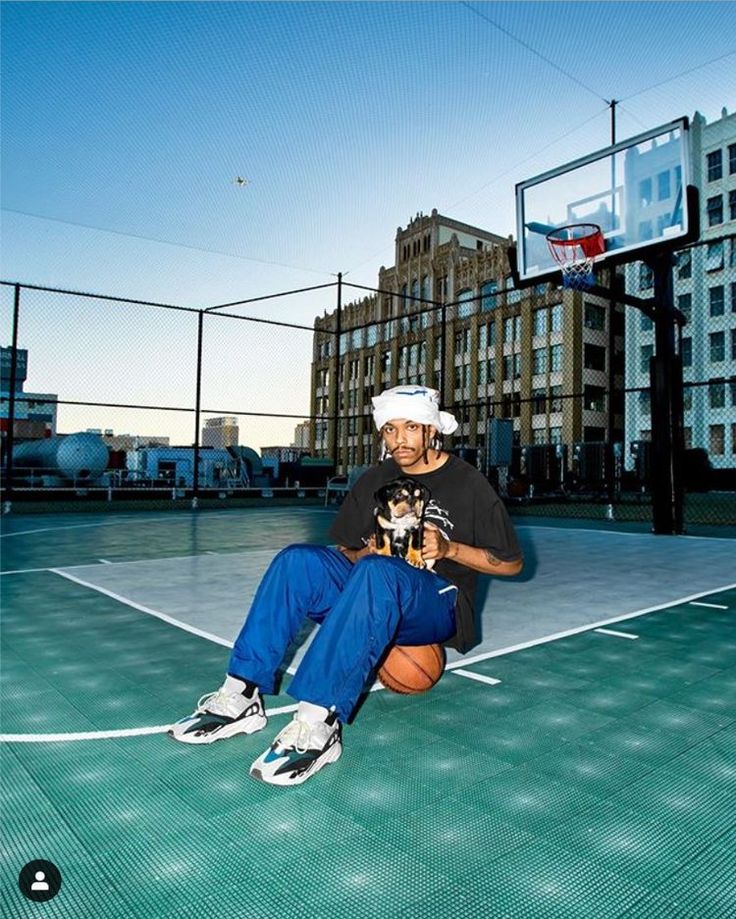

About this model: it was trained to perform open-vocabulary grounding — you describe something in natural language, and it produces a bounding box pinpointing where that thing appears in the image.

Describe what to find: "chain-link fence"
[2,236,735,531]
[1,280,339,511]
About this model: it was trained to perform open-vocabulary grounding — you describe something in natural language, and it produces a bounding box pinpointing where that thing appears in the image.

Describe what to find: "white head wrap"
[371,385,458,435]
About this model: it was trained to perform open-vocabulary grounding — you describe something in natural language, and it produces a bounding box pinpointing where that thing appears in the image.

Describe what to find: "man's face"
[381,418,436,472]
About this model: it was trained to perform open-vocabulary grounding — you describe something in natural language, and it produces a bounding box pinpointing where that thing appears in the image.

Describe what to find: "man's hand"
[422,523,456,563]
[422,525,523,576]
[338,537,377,564]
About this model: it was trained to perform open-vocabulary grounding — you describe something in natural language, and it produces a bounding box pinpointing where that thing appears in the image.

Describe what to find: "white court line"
[689,601,729,610]
[594,628,639,640]
[99,559,113,564]
[451,669,502,686]
[513,524,736,543]
[444,581,736,672]
[0,517,149,538]
[0,566,53,576]
[0,702,299,743]
[50,568,234,649]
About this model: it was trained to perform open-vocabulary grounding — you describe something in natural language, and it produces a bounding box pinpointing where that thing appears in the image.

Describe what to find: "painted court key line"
[594,628,639,640]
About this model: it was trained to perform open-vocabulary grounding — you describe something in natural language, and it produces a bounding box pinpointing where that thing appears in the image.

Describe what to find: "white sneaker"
[249,710,342,786]
[169,676,267,744]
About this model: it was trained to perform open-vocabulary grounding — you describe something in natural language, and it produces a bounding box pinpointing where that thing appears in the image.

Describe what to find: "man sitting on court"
[170,385,523,786]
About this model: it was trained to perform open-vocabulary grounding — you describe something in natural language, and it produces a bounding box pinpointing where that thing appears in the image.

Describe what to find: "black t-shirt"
[329,454,522,653]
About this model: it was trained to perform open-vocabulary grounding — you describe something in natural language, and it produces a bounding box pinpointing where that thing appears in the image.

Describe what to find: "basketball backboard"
[514,117,696,286]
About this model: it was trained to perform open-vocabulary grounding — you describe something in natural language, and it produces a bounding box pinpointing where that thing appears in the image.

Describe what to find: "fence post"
[440,300,447,406]
[192,310,204,509]
[331,273,342,471]
[3,284,22,514]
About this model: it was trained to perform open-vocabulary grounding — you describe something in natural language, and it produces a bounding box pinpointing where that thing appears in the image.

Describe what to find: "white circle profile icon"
[31,871,49,892]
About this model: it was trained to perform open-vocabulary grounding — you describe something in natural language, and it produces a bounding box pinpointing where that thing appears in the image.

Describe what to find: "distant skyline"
[2,2,734,448]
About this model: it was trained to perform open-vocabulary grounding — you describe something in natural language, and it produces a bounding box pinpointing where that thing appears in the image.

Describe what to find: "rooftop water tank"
[13,432,109,481]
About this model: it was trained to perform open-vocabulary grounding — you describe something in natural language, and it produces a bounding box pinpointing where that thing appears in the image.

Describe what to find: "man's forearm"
[445,541,523,576]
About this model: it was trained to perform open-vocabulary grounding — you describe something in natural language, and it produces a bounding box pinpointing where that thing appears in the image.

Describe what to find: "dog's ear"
[374,483,392,504]
[414,482,431,503]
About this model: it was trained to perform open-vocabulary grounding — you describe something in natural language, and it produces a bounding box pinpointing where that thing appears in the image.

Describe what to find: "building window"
[459,328,471,353]
[683,387,692,412]
[706,241,724,271]
[532,428,547,445]
[505,274,521,304]
[487,358,496,383]
[640,313,654,331]
[730,190,736,222]
[550,385,563,412]
[457,288,475,319]
[710,286,725,316]
[420,275,430,304]
[707,149,723,182]
[584,343,606,372]
[503,315,521,343]
[657,170,671,201]
[532,347,547,375]
[639,178,652,207]
[533,308,547,337]
[584,301,606,331]
[732,327,736,360]
[640,344,653,374]
[550,343,563,372]
[549,427,562,445]
[550,303,562,332]
[681,337,692,367]
[531,388,546,414]
[676,249,692,279]
[678,293,692,322]
[638,390,651,415]
[730,143,736,175]
[585,384,606,412]
[481,280,498,312]
[709,381,725,408]
[503,355,521,380]
[710,331,725,363]
[709,424,725,455]
[706,195,723,227]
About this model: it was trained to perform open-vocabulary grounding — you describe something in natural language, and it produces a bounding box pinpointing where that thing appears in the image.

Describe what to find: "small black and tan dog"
[374,477,432,569]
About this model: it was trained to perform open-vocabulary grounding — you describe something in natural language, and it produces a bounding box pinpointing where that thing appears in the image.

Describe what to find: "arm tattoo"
[483,549,504,567]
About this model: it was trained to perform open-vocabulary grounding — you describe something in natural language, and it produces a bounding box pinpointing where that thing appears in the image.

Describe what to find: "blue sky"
[1,1,734,446]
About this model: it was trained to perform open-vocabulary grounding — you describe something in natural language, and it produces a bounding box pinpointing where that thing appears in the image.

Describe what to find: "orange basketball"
[377,643,446,695]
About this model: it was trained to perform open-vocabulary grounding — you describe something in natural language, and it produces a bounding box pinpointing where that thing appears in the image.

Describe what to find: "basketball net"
[546,224,605,291]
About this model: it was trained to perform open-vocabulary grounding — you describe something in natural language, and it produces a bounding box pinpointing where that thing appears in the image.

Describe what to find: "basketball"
[377,643,445,694]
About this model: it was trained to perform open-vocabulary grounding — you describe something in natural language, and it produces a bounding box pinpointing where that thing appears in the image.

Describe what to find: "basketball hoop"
[546,223,605,290]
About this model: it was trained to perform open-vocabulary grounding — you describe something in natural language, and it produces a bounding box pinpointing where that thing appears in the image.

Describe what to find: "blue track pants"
[227,545,457,722]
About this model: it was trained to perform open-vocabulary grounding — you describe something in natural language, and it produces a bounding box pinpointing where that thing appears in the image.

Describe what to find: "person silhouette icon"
[31,871,49,892]
[19,860,61,902]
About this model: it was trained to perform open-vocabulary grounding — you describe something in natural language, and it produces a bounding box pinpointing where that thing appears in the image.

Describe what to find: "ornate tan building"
[311,209,623,476]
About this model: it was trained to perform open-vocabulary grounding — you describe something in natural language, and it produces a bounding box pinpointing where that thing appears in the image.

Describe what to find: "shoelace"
[276,718,317,754]
[197,689,242,718]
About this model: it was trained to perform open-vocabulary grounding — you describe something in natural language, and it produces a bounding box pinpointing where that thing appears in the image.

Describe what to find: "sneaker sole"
[250,740,342,786]
[168,713,267,745]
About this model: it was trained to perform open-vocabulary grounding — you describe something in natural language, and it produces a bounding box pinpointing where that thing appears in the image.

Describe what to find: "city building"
[86,428,170,451]
[201,416,239,449]
[1,346,58,441]
[292,420,311,449]
[624,107,736,469]
[311,209,622,474]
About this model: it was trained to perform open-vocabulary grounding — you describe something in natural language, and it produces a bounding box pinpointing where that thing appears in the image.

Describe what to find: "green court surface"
[1,510,734,918]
